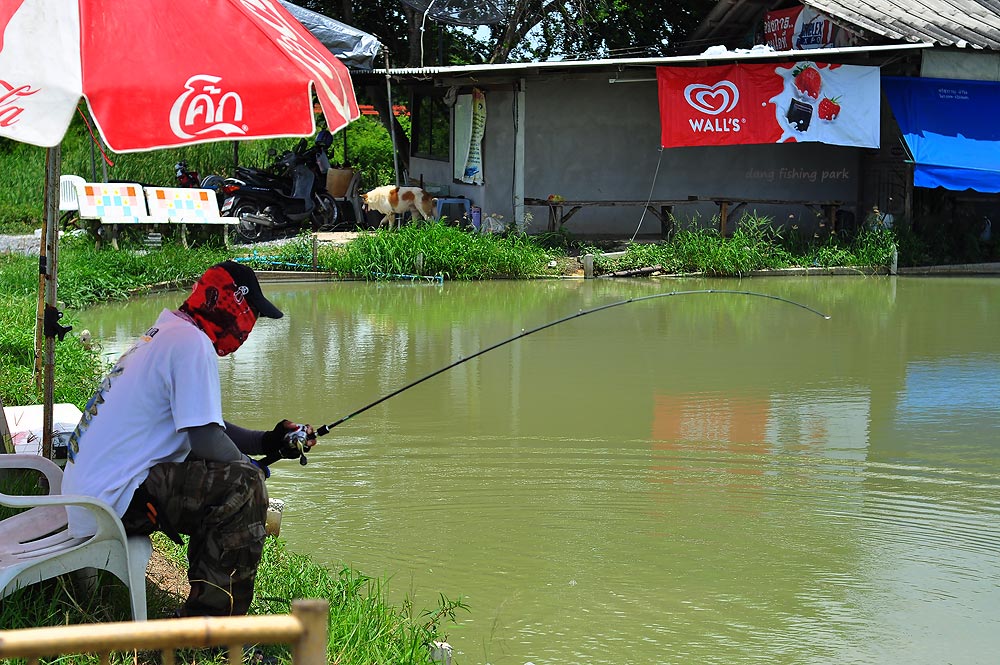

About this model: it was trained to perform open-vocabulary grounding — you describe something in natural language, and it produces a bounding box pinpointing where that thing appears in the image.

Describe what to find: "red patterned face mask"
[179,266,257,356]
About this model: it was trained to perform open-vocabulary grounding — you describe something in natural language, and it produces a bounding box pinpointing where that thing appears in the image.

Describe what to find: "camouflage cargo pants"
[121,458,268,616]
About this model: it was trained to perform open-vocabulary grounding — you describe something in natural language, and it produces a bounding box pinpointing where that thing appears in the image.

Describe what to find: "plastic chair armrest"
[0,454,64,493]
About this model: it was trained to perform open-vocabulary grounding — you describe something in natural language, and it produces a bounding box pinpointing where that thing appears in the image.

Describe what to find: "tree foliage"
[293,0,714,66]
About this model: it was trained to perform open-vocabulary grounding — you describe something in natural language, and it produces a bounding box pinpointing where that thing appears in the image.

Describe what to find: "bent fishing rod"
[306,289,830,441]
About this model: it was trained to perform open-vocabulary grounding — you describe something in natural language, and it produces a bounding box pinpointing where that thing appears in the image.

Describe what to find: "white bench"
[73,181,237,249]
[73,182,159,249]
[0,454,152,621]
[143,186,239,248]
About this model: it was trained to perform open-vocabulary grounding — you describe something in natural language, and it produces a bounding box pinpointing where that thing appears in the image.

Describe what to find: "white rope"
[420,1,437,68]
[629,146,665,243]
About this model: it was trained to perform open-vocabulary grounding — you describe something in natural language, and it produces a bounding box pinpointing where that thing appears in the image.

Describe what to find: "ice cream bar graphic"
[786,98,812,131]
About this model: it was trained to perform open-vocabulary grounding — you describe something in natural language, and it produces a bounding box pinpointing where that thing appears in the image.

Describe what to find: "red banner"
[764,6,834,50]
[657,62,880,149]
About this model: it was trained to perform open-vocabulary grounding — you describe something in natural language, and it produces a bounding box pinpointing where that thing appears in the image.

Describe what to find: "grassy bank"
[0,532,465,665]
[584,214,899,276]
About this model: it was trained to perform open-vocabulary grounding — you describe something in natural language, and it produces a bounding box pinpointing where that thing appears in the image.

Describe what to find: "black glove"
[261,420,302,460]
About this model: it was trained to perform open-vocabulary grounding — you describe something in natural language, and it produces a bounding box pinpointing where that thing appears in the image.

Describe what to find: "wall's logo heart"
[684,81,740,115]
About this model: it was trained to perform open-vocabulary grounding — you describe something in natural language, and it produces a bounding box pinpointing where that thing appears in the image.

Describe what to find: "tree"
[295,0,715,66]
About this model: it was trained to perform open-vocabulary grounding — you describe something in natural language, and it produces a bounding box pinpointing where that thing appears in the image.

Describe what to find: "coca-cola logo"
[0,80,38,128]
[684,81,740,116]
[169,75,247,140]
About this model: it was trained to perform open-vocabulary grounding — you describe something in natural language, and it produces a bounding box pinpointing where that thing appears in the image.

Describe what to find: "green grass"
[586,213,898,276]
[238,221,553,280]
[0,532,464,665]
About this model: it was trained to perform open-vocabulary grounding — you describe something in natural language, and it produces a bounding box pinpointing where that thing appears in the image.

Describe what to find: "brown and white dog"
[362,185,437,229]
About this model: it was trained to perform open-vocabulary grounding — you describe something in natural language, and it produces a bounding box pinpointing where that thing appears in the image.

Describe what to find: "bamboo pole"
[292,599,329,664]
[0,610,320,659]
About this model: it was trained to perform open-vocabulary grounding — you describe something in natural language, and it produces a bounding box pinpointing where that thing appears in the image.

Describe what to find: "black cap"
[216,261,283,319]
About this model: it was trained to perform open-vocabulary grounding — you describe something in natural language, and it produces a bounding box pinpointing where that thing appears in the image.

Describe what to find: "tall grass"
[588,213,896,276]
[243,221,553,280]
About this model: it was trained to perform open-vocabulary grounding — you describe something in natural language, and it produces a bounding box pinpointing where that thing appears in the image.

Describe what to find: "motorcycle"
[218,132,337,242]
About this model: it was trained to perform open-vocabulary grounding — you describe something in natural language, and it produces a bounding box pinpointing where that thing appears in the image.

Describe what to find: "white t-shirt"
[63,309,223,536]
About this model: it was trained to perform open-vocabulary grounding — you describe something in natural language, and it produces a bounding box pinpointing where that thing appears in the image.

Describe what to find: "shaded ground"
[145,550,189,613]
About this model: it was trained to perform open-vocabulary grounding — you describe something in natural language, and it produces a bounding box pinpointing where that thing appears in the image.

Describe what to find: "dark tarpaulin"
[279,1,382,70]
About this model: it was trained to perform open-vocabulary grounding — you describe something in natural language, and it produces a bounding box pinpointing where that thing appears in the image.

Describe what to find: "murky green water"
[81,276,1000,664]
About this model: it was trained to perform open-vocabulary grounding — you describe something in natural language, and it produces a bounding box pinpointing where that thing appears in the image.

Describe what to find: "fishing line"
[313,289,830,437]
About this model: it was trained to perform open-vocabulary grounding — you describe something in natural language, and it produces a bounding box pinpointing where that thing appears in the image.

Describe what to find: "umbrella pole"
[34,222,45,392]
[41,146,61,460]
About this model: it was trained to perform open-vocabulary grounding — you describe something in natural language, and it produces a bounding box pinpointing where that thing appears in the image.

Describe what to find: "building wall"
[411,71,864,238]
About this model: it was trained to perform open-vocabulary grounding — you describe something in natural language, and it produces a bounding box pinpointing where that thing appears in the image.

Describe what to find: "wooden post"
[34,218,47,392]
[415,252,424,275]
[660,205,673,239]
[312,234,318,269]
[0,397,13,454]
[291,599,329,665]
[582,254,594,279]
[42,146,60,461]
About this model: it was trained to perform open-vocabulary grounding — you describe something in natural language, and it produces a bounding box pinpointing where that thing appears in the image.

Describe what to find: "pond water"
[80,275,1000,665]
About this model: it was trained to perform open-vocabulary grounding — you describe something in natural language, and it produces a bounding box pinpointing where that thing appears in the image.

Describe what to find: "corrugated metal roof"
[365,42,929,79]
[687,0,1000,51]
[804,0,1000,49]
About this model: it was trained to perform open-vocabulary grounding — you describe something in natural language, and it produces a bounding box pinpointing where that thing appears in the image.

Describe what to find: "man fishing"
[63,260,315,617]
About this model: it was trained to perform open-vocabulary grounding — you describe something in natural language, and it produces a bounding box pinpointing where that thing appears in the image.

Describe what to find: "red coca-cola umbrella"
[0,0,361,456]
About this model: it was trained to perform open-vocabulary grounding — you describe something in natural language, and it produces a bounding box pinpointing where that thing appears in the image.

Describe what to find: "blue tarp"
[882,76,1000,193]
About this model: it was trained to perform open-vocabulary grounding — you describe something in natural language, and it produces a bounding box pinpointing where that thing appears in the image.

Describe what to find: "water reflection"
[79,276,1000,664]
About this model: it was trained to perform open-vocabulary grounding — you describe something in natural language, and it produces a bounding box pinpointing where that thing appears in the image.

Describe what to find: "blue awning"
[882,76,1000,193]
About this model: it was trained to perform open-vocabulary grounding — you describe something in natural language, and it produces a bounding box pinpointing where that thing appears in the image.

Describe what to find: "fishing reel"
[284,423,316,466]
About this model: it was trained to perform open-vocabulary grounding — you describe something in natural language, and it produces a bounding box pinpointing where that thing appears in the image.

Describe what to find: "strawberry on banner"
[657,62,880,149]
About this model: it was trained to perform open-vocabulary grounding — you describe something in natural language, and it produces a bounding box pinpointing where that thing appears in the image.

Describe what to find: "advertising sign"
[657,62,880,149]
[763,6,855,50]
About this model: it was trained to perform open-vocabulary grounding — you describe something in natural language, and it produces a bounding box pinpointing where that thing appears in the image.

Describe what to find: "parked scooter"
[218,132,337,242]
[174,161,225,193]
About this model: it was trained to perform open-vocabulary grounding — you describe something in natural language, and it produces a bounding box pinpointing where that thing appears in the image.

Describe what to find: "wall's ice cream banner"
[657,62,880,150]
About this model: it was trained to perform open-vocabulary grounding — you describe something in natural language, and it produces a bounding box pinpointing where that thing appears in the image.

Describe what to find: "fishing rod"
[309,289,830,439]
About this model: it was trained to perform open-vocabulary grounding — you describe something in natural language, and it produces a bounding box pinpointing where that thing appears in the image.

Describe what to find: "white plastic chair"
[0,454,152,621]
[59,175,86,212]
